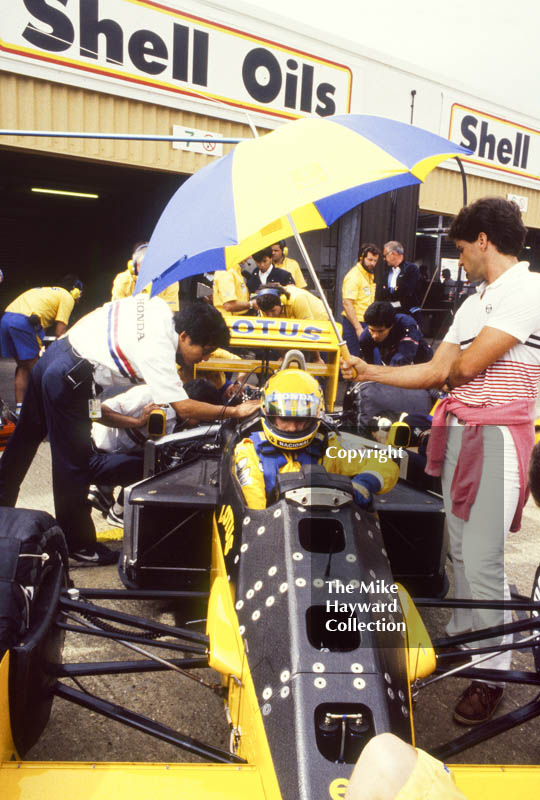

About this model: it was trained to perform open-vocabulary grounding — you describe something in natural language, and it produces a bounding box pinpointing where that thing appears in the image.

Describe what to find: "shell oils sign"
[1,0,352,121]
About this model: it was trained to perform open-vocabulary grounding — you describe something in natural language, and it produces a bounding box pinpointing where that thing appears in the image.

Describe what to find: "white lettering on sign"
[172,125,223,156]
[1,0,352,121]
[449,103,540,183]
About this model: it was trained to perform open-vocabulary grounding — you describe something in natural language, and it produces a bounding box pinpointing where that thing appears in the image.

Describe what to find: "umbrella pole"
[285,213,346,349]
[246,118,347,353]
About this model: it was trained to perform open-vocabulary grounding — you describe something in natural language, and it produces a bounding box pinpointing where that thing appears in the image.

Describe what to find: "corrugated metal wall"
[420,166,540,227]
[3,72,540,226]
[0,72,250,173]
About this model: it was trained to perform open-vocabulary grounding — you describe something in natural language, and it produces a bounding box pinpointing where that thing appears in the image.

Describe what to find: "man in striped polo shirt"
[342,197,540,725]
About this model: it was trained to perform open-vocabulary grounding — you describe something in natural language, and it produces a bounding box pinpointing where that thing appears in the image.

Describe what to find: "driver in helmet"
[233,364,399,509]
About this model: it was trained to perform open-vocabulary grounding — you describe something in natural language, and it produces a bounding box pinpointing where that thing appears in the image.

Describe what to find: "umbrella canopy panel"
[137,115,471,295]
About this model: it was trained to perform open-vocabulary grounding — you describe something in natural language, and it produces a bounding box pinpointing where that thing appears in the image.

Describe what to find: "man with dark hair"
[246,247,294,293]
[448,195,527,254]
[341,243,380,356]
[256,284,328,321]
[0,274,83,410]
[256,284,329,364]
[379,241,423,319]
[359,301,433,366]
[270,240,307,288]
[0,297,256,564]
[342,197,540,725]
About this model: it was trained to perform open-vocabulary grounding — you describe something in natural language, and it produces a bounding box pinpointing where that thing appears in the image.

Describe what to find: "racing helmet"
[260,367,324,450]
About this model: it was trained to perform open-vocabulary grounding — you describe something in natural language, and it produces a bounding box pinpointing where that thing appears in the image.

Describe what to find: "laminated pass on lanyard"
[89,381,101,420]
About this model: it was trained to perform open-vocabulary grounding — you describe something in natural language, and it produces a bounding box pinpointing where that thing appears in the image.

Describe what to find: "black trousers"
[0,339,143,551]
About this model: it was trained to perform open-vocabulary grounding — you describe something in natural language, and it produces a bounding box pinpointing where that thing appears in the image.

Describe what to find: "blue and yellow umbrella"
[137,114,470,295]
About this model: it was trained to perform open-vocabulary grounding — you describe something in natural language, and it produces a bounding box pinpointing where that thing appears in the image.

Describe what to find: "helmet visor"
[263,391,322,419]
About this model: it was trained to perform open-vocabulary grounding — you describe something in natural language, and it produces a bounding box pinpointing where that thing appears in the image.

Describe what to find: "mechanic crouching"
[0,298,258,565]
[359,301,433,366]
[233,366,399,509]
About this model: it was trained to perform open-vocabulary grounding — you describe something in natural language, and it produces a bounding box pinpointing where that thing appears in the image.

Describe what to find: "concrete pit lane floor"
[2,359,540,767]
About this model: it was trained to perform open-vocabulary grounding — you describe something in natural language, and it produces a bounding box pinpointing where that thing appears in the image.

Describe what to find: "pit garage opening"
[0,147,186,320]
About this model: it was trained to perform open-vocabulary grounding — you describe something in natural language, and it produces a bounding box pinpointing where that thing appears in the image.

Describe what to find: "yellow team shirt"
[281,256,307,289]
[111,270,179,312]
[234,430,399,509]
[212,264,249,316]
[6,287,75,328]
[282,285,328,320]
[193,347,242,388]
[341,262,376,322]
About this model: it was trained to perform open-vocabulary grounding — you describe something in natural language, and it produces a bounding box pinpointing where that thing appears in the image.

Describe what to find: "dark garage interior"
[0,146,187,322]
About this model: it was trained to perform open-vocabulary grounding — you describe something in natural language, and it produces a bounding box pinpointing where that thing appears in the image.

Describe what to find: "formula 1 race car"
[1,336,540,799]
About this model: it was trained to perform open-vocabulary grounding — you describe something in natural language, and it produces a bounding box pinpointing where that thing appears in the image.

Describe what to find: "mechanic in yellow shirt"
[0,274,82,408]
[341,243,380,356]
[212,262,252,316]
[112,242,179,312]
[233,366,398,510]
[256,284,328,321]
[271,241,307,288]
[255,284,332,364]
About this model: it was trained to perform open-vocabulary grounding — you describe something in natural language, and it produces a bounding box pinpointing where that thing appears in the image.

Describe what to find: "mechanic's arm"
[171,397,259,421]
[447,326,519,388]
[342,298,362,336]
[54,321,68,337]
[341,340,460,390]
[223,298,256,314]
[389,324,421,367]
[96,402,161,429]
